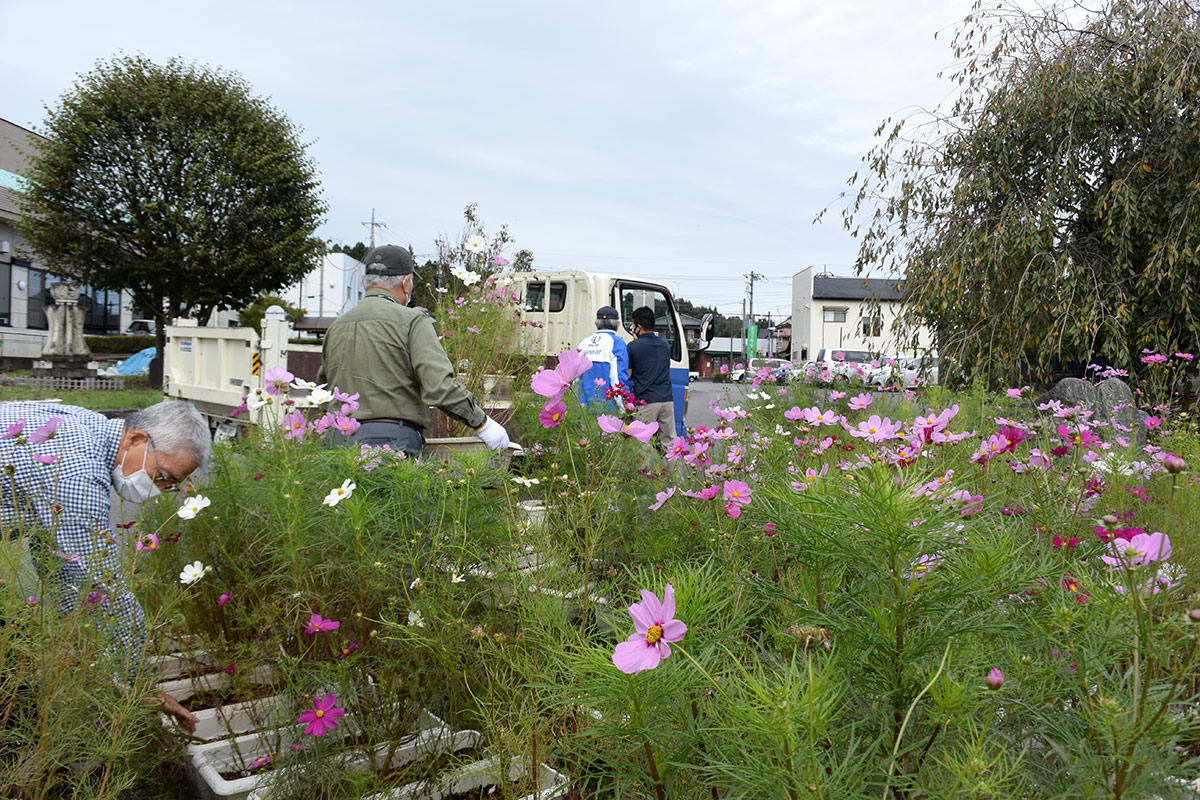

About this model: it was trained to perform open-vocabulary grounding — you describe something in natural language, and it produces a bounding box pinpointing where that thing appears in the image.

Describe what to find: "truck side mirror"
[698,313,715,349]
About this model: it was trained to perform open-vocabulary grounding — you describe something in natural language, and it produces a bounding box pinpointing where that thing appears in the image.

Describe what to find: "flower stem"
[881,640,951,800]
[628,679,666,800]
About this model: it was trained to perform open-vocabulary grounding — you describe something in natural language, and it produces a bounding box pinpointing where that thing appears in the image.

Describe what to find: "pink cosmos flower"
[648,487,676,511]
[846,414,901,443]
[724,501,742,519]
[612,584,687,674]
[530,349,593,400]
[136,533,159,552]
[681,484,721,500]
[310,412,336,436]
[539,399,567,429]
[723,479,752,506]
[1102,531,1172,567]
[790,464,828,492]
[623,421,659,443]
[298,692,345,736]
[1176,352,1194,361]
[829,391,846,401]
[281,410,306,441]
[334,415,360,436]
[783,406,803,422]
[218,591,232,606]
[29,417,62,444]
[1057,423,1100,450]
[1,420,25,439]
[32,453,58,465]
[1005,386,1030,398]
[596,415,624,434]
[1145,416,1163,430]
[848,393,873,410]
[720,364,730,374]
[263,366,294,396]
[305,613,341,634]
[665,437,690,460]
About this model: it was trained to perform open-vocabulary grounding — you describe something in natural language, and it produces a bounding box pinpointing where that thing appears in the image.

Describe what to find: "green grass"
[0,381,161,410]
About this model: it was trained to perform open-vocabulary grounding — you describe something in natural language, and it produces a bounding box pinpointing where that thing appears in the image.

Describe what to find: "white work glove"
[474,416,510,451]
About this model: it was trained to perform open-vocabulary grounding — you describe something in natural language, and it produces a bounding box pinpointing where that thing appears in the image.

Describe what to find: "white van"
[509,270,712,437]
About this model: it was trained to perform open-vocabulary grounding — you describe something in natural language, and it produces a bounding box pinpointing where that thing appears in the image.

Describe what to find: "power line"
[361,208,386,249]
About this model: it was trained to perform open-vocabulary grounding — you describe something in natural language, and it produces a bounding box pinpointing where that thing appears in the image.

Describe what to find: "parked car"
[803,348,884,383]
[731,357,791,383]
[869,356,939,389]
[125,319,157,335]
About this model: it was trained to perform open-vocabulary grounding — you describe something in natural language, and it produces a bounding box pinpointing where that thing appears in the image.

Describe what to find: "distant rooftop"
[812,275,903,302]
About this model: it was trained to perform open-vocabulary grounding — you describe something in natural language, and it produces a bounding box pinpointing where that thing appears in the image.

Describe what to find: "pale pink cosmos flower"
[829,391,846,400]
[596,415,624,434]
[298,692,345,736]
[623,420,659,443]
[783,406,803,422]
[846,414,901,443]
[334,415,360,436]
[1,420,25,439]
[1102,531,1172,568]
[310,412,336,436]
[281,410,306,441]
[612,584,687,674]
[32,453,57,465]
[263,366,294,396]
[29,417,62,445]
[848,393,873,410]
[648,487,676,511]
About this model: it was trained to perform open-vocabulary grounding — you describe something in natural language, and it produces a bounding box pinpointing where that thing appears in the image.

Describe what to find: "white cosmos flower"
[180,561,205,585]
[290,378,323,392]
[407,610,425,628]
[247,394,271,411]
[465,236,486,252]
[409,577,421,590]
[451,573,465,584]
[178,495,212,520]
[307,387,335,405]
[451,266,482,286]
[511,476,540,487]
[323,479,356,507]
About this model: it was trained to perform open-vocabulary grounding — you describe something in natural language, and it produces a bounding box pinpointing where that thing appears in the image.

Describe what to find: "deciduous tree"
[18,55,326,386]
[839,0,1200,385]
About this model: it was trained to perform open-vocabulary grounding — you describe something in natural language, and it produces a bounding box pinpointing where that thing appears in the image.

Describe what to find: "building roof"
[659,312,703,328]
[812,276,903,302]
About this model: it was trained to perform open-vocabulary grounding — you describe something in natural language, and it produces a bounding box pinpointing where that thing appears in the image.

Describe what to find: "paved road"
[685,380,754,429]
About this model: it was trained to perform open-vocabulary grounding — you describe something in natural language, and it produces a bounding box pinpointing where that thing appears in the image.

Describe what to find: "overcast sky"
[4,1,975,318]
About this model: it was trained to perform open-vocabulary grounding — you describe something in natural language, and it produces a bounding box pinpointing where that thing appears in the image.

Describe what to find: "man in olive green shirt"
[316,245,509,458]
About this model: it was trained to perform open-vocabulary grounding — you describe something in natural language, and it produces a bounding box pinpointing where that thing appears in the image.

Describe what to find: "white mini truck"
[509,270,712,438]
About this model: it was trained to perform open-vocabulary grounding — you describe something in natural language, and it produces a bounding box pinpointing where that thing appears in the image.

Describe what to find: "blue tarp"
[114,347,156,376]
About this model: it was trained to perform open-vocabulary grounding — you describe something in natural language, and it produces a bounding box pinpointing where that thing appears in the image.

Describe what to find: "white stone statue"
[40,282,91,358]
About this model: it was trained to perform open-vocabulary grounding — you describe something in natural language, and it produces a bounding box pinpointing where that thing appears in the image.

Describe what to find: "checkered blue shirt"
[0,402,146,678]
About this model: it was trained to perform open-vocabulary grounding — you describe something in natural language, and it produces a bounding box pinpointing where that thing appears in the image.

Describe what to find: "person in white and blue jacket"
[575,306,629,409]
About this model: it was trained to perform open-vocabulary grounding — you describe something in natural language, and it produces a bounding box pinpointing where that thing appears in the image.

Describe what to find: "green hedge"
[85,335,156,354]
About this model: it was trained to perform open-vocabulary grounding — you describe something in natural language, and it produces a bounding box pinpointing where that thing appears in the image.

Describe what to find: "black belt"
[359,417,424,431]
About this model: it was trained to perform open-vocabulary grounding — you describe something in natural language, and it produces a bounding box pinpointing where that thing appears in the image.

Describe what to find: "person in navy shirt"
[626,306,675,448]
[575,305,629,410]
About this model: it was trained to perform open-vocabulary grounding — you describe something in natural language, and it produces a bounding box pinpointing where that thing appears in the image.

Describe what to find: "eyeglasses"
[146,438,182,490]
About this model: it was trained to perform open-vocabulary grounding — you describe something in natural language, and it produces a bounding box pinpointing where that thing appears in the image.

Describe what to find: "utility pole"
[361,208,386,249]
[744,270,765,359]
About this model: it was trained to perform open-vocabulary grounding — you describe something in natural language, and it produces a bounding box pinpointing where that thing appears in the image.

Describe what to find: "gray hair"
[124,401,212,473]
[595,318,619,331]
[365,274,412,292]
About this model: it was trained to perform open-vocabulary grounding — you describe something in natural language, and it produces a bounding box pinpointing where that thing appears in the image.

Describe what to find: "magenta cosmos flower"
[612,584,687,674]
[305,613,341,634]
[298,692,345,736]
[539,399,567,429]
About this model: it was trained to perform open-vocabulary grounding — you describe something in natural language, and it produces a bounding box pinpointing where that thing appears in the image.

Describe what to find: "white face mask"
[111,440,162,504]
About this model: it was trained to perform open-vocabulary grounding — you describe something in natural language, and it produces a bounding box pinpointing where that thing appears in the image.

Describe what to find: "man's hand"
[474,416,510,450]
[159,691,197,734]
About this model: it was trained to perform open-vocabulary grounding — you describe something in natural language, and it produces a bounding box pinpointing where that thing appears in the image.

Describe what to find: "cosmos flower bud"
[1188,609,1200,623]
[1163,453,1187,474]
[986,668,1005,691]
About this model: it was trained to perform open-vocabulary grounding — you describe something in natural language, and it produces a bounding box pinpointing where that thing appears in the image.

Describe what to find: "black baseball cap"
[363,245,416,276]
[596,306,619,320]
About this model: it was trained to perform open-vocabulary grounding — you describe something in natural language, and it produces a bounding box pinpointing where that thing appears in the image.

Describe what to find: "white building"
[790,267,935,362]
[275,253,366,336]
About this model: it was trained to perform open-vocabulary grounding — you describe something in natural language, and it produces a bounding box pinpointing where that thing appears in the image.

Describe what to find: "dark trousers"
[331,420,425,459]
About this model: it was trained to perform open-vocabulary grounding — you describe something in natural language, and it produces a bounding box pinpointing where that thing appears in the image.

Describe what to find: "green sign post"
[747,325,758,359]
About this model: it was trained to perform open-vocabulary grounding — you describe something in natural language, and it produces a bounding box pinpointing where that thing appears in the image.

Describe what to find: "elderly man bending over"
[0,400,211,731]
